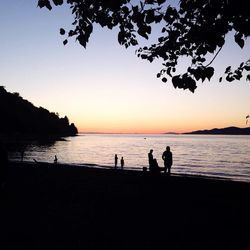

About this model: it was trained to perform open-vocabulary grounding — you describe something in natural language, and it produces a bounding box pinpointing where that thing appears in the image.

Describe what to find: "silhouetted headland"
[184,126,250,135]
[1,161,249,250]
[0,86,78,140]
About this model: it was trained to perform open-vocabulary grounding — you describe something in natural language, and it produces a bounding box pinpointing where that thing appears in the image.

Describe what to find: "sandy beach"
[1,161,250,250]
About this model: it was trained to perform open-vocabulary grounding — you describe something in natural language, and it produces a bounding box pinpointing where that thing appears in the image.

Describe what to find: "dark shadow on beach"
[0,162,250,250]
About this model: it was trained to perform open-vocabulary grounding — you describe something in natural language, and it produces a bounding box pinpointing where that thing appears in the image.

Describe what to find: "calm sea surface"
[9,134,250,182]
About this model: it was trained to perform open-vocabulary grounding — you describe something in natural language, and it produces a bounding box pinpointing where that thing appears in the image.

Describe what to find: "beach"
[1,161,250,250]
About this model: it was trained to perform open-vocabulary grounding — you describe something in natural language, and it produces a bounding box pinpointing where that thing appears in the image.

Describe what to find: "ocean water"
[9,134,250,182]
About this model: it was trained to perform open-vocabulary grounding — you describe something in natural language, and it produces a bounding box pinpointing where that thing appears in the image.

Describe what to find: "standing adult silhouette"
[114,154,118,169]
[162,146,173,175]
[120,157,124,169]
[54,155,58,164]
[148,149,154,172]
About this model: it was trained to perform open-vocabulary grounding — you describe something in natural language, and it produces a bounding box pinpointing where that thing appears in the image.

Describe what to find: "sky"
[0,0,250,133]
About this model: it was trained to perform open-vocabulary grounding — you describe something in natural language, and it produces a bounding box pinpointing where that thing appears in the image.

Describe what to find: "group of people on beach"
[114,154,124,169]
[1,138,172,178]
[148,146,173,175]
[114,146,173,174]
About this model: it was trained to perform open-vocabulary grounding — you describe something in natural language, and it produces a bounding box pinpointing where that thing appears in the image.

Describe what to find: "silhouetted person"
[150,158,160,173]
[114,154,118,169]
[152,158,159,173]
[121,157,124,169]
[0,141,8,188]
[54,155,58,164]
[162,146,173,175]
[149,158,164,174]
[148,149,154,172]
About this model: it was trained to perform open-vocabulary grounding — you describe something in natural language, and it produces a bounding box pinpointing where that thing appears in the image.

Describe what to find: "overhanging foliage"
[38,0,250,92]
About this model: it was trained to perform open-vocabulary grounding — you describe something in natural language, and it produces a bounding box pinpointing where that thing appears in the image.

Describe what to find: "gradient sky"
[0,1,249,133]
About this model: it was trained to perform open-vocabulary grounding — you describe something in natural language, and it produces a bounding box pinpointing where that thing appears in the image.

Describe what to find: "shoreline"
[9,159,250,184]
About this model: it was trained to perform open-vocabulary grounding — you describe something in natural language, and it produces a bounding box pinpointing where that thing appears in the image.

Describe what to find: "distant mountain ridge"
[0,86,78,137]
[184,126,250,135]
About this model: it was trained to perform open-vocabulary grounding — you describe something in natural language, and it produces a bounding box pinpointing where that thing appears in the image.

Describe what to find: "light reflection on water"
[9,134,250,182]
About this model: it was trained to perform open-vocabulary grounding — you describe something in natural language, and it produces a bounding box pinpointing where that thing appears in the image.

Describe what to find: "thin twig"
[205,45,223,67]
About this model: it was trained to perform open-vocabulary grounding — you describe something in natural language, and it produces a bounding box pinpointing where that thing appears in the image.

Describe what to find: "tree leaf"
[145,0,155,4]
[77,34,86,48]
[118,31,125,45]
[145,9,155,24]
[154,15,163,23]
[166,67,172,77]
[205,67,214,81]
[52,0,63,6]
[225,66,231,74]
[244,65,250,71]
[172,75,181,88]
[60,28,65,35]
[38,0,52,10]
[63,39,68,45]
[226,75,234,82]
[138,27,149,39]
[162,77,167,83]
[157,0,166,5]
[235,33,244,48]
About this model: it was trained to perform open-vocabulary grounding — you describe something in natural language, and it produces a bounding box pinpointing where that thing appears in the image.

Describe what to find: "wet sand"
[1,161,250,250]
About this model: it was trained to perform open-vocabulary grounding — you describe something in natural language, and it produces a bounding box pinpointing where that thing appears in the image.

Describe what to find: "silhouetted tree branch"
[205,46,223,68]
[38,0,250,92]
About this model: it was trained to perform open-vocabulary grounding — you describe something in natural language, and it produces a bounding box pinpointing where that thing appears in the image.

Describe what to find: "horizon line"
[78,132,181,135]
[78,126,250,135]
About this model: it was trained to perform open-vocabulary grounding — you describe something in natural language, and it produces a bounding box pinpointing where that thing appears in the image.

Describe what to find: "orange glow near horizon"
[76,118,246,134]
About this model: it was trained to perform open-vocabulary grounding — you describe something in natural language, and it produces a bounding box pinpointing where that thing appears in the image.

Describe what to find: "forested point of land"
[0,86,78,138]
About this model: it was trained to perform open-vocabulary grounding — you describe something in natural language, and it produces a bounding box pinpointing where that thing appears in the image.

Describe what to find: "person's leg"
[164,163,167,174]
[168,167,171,176]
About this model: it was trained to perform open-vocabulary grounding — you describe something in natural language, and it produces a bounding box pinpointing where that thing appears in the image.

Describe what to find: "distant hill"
[184,126,250,135]
[0,86,78,137]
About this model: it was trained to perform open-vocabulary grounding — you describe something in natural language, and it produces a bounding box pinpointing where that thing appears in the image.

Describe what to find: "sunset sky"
[0,1,249,133]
